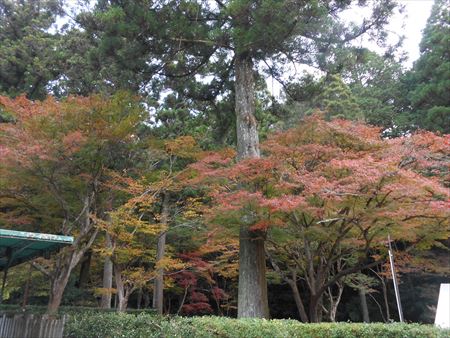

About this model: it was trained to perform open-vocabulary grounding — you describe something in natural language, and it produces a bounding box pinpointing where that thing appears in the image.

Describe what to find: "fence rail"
[0,313,66,338]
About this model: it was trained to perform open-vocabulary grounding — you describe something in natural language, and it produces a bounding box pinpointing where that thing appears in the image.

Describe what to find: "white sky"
[371,0,433,67]
[267,0,434,97]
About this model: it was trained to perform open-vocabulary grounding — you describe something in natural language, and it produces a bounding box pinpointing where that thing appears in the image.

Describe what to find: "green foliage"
[405,0,450,133]
[316,75,363,121]
[0,304,155,316]
[343,51,407,130]
[0,0,63,99]
[65,313,449,338]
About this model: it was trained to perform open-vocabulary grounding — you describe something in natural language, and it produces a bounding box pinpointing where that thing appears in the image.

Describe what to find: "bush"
[0,304,155,316]
[65,313,450,338]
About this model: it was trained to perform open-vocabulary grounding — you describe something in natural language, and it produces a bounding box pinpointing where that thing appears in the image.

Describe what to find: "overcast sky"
[380,0,433,67]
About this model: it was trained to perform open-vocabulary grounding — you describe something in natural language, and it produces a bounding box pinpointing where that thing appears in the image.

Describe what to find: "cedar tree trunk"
[235,54,269,318]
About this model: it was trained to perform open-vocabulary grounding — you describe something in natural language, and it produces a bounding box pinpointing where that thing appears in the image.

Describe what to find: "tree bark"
[309,294,321,323]
[288,279,309,322]
[235,55,260,160]
[48,273,70,315]
[235,54,268,319]
[238,227,269,318]
[327,282,344,322]
[47,194,98,314]
[153,192,169,315]
[381,277,391,322]
[359,288,370,323]
[100,232,113,309]
[78,250,92,288]
[22,263,32,308]
[114,266,129,312]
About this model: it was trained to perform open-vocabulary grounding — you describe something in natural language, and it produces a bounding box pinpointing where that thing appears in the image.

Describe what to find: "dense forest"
[0,0,448,324]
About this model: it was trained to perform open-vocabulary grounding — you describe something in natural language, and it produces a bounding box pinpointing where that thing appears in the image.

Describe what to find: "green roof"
[0,229,73,270]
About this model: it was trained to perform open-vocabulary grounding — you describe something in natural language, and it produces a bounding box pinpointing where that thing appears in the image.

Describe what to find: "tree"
[342,50,407,130]
[0,0,63,99]
[0,92,146,313]
[406,0,450,133]
[189,115,449,322]
[315,74,363,121]
[99,177,164,312]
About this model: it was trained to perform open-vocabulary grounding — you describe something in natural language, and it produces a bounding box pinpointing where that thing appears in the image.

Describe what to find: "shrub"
[65,313,450,338]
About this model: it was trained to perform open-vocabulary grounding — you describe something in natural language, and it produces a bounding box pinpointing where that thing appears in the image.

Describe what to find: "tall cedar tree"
[406,0,450,133]
[76,0,397,317]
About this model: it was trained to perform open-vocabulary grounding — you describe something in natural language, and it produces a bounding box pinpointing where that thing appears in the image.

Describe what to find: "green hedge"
[0,304,155,316]
[65,313,450,338]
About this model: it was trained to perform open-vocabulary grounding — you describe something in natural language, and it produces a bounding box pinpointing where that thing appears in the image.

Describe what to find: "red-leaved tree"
[187,115,449,322]
[0,92,145,313]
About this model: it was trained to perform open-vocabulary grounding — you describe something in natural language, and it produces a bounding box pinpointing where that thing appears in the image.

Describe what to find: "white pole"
[388,234,404,322]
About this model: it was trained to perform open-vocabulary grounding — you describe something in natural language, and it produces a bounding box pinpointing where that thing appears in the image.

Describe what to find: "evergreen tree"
[407,0,450,133]
[0,0,63,99]
[343,50,407,130]
[316,74,363,121]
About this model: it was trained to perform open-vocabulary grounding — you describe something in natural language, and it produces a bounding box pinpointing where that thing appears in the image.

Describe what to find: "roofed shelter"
[0,229,73,301]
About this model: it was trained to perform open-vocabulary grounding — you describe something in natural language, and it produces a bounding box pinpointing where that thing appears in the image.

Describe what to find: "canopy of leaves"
[189,115,449,258]
[0,92,145,233]
[0,0,63,99]
[406,0,450,133]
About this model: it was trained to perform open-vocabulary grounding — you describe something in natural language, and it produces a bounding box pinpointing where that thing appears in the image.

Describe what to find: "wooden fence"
[0,313,66,338]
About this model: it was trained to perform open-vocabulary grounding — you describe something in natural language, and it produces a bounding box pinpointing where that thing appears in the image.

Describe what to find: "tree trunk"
[143,292,150,308]
[22,263,32,308]
[235,55,260,160]
[47,246,96,314]
[359,288,370,323]
[235,54,268,318]
[309,295,320,323]
[327,282,344,322]
[47,194,98,314]
[48,265,72,315]
[137,288,142,309]
[381,277,391,322]
[238,227,269,318]
[287,280,309,322]
[114,266,128,312]
[153,192,169,315]
[78,250,92,288]
[100,232,113,309]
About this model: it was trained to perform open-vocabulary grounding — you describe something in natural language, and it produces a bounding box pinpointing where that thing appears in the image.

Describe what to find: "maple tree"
[0,92,146,313]
[188,114,449,322]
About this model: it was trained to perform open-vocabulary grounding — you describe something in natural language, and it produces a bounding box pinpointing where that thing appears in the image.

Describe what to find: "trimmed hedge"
[65,313,450,338]
[0,304,155,316]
